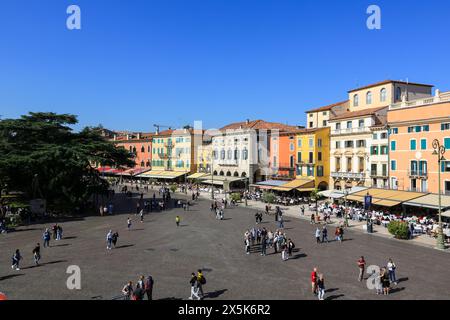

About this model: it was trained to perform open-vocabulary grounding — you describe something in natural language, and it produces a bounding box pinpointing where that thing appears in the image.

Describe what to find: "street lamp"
[343,188,349,227]
[432,139,446,250]
[211,150,215,200]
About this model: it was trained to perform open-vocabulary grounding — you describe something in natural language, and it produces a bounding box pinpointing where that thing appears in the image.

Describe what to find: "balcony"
[218,160,239,167]
[331,172,366,180]
[158,153,170,159]
[408,170,428,179]
[331,127,370,135]
[370,171,388,178]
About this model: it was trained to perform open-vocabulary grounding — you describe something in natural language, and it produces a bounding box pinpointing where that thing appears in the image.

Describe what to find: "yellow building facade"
[295,127,330,190]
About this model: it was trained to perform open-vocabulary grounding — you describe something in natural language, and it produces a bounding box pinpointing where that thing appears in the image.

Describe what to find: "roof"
[220,120,297,132]
[305,100,349,113]
[329,106,388,122]
[348,80,434,93]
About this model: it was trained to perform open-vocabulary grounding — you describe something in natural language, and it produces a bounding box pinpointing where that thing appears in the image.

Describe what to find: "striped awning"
[137,170,188,179]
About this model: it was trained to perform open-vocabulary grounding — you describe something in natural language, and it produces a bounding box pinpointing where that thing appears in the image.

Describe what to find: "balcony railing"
[332,127,370,135]
[370,171,388,178]
[408,170,428,178]
[331,172,366,179]
[389,91,450,110]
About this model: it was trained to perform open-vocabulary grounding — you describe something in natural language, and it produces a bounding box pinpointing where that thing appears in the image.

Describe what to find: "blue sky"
[1,0,449,131]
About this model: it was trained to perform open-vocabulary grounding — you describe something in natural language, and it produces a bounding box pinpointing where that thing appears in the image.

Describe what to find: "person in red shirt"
[311,267,318,294]
[357,256,366,282]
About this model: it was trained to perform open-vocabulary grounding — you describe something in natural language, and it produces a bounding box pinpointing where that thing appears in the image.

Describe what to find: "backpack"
[199,276,206,285]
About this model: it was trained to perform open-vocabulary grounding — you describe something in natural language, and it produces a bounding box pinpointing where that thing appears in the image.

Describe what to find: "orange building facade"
[270,132,297,179]
[113,133,153,169]
[387,92,450,194]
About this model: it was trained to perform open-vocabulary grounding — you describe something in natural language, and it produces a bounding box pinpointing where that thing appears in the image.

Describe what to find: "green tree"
[170,184,178,193]
[262,191,276,204]
[388,221,409,239]
[0,112,134,214]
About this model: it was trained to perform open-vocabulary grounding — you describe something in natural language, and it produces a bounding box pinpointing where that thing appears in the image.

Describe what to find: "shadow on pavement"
[0,274,25,281]
[205,289,228,299]
[115,244,134,249]
[326,294,345,300]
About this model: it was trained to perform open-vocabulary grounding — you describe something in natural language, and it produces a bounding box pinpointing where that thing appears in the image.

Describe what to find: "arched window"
[219,171,224,176]
[213,149,218,160]
[213,170,218,176]
[129,146,133,153]
[220,149,226,160]
[242,148,248,160]
[234,149,239,160]
[380,88,387,102]
[241,172,247,177]
[233,171,239,177]
[226,171,232,177]
[353,94,359,107]
[140,161,145,167]
[366,91,372,105]
[141,146,145,153]
[227,149,232,160]
[132,147,137,153]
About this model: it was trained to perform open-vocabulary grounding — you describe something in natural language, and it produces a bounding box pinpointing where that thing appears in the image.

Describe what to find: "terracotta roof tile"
[348,80,433,93]
[329,106,388,121]
[305,100,349,113]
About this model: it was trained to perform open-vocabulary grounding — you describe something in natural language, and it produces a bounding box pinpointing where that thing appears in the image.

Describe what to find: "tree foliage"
[0,112,134,213]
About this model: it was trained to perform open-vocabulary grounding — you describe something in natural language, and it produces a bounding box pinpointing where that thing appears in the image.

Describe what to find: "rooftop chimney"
[246,119,250,124]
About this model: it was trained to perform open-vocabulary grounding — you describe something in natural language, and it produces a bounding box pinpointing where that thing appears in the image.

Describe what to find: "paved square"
[1,189,450,300]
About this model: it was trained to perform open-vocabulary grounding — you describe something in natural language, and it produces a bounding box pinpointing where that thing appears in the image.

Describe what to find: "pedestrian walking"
[43,228,51,248]
[112,231,119,248]
[335,227,342,242]
[311,267,318,295]
[127,217,132,230]
[387,258,398,285]
[122,281,134,300]
[357,256,366,281]
[197,270,206,299]
[56,225,63,240]
[144,275,154,300]
[278,216,284,229]
[245,237,251,255]
[381,267,390,295]
[189,273,201,300]
[310,213,315,225]
[106,230,113,250]
[317,274,325,300]
[301,206,305,216]
[287,239,295,257]
[140,209,144,223]
[11,249,22,271]
[32,243,41,265]
[321,225,328,243]
[315,227,321,244]
[281,244,288,261]
[176,215,180,227]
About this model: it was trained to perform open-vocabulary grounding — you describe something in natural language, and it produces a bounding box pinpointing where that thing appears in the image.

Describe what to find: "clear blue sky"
[1,0,449,131]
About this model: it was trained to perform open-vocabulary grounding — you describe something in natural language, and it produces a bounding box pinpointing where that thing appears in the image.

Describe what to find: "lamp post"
[432,139,446,250]
[344,188,349,227]
[211,150,215,200]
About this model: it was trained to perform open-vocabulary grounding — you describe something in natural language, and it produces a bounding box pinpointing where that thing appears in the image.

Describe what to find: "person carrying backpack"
[11,249,22,271]
[197,269,206,299]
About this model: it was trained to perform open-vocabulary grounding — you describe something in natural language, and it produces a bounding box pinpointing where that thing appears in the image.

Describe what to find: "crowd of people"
[243,227,296,261]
